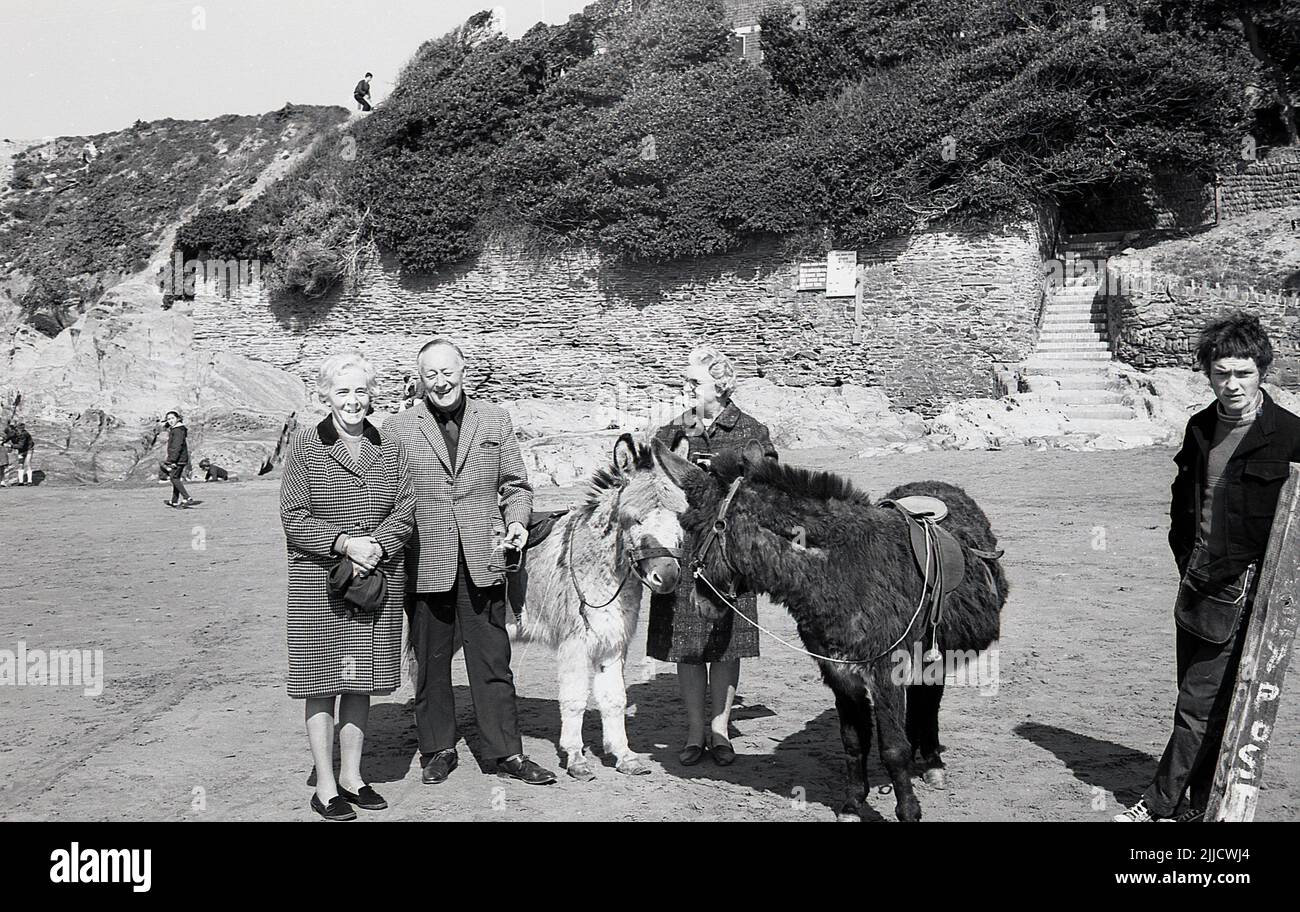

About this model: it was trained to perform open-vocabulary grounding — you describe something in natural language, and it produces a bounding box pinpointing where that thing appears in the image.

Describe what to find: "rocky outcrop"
[1,280,307,483]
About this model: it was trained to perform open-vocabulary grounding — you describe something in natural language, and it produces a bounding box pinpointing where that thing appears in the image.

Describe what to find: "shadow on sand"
[1015,721,1157,804]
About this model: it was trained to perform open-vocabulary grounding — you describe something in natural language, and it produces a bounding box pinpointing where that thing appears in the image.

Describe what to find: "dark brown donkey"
[657,440,1008,822]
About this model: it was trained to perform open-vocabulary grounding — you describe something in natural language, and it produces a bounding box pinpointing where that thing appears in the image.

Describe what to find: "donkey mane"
[708,450,867,504]
[576,438,656,518]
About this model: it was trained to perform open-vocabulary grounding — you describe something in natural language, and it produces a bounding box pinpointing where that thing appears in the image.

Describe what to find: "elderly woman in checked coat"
[280,350,416,822]
[649,345,779,767]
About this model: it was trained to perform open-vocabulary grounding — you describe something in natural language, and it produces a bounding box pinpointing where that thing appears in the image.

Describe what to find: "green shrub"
[274,239,344,297]
[236,0,1277,272]
[175,207,259,260]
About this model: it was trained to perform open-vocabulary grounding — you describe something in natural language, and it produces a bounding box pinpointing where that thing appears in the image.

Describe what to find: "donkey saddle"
[504,510,570,619]
[883,496,967,600]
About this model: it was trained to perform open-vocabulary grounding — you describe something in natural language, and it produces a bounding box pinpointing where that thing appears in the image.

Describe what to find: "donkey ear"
[741,439,766,466]
[613,433,637,474]
[651,436,698,489]
[669,429,690,460]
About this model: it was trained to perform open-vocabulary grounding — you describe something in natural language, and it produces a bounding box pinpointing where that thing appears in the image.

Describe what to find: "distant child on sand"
[198,458,237,482]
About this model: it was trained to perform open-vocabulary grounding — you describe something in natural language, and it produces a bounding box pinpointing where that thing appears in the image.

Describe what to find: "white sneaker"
[1114,798,1156,822]
[1157,806,1204,824]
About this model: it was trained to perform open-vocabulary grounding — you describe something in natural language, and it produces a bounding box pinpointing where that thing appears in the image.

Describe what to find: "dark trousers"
[168,463,190,504]
[354,92,371,111]
[1142,607,1251,817]
[408,554,522,762]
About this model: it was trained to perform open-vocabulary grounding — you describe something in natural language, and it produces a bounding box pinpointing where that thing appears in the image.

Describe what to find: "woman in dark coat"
[1114,313,1300,823]
[280,350,416,821]
[649,346,778,766]
[162,410,193,507]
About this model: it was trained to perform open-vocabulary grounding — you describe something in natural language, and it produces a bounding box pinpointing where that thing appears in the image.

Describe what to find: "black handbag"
[328,557,388,616]
[1174,563,1256,645]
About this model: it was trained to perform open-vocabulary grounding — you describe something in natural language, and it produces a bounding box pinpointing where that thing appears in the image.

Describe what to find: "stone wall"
[1107,274,1300,390]
[192,225,1046,416]
[1219,154,1300,218]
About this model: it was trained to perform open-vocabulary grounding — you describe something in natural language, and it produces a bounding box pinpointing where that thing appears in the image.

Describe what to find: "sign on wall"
[797,261,827,291]
[826,250,858,297]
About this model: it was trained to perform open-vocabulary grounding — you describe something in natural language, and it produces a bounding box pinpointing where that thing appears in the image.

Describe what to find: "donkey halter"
[565,483,687,628]
[690,476,745,601]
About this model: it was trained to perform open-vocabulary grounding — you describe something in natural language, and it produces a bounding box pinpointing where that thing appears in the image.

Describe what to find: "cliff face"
[0,104,349,335]
[0,107,346,483]
[2,277,308,484]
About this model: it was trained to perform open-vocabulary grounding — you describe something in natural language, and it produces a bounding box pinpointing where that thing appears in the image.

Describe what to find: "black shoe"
[497,753,557,785]
[678,743,706,766]
[311,793,357,821]
[709,738,737,766]
[421,749,458,784]
[338,784,388,811]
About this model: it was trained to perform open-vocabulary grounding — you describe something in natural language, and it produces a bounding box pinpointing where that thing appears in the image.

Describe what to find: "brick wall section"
[192,226,1046,416]
[723,0,786,28]
[1218,157,1300,218]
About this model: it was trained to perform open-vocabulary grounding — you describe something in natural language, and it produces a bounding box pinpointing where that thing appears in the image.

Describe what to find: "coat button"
[445,475,453,485]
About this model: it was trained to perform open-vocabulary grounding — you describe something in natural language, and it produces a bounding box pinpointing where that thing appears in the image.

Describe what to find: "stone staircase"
[1019,235,1151,436]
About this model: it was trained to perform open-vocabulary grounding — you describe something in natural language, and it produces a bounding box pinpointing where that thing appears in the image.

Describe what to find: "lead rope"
[565,508,634,632]
[691,526,936,667]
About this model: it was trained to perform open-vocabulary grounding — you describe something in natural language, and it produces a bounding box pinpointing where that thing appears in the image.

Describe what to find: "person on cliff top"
[1115,313,1300,823]
[198,458,236,482]
[161,410,198,508]
[354,73,373,112]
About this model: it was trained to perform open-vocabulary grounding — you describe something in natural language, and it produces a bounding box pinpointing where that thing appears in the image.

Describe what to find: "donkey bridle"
[565,495,687,630]
[689,476,745,601]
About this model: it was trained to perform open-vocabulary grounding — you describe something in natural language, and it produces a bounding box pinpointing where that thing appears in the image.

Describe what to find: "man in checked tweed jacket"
[387,338,557,786]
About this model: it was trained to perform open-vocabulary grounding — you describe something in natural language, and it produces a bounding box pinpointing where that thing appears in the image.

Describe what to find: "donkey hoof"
[615,755,652,776]
[896,798,923,822]
[566,761,597,782]
[922,767,946,788]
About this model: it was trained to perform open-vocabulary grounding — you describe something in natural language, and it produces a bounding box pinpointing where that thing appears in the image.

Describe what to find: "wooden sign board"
[826,250,858,298]
[1207,463,1300,821]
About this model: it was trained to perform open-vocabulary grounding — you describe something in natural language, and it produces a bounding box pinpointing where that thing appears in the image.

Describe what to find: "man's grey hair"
[418,337,466,366]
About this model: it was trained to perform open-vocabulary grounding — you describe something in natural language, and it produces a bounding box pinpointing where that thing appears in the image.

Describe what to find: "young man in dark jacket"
[353,73,372,111]
[162,410,197,508]
[1116,313,1300,822]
